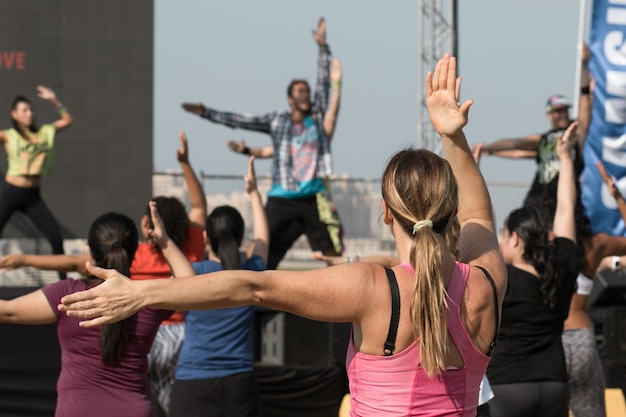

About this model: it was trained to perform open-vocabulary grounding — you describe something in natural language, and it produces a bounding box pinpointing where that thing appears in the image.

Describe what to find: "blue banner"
[582,0,626,235]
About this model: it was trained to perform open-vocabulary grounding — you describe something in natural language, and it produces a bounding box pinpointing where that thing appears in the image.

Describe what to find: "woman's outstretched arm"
[0,289,57,324]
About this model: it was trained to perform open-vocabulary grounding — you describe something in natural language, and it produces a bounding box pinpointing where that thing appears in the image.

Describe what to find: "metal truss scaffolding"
[417,0,458,153]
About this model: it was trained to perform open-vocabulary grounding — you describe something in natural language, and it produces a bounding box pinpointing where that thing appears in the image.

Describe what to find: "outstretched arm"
[552,122,578,242]
[38,85,74,133]
[426,54,506,289]
[0,253,89,275]
[244,157,269,263]
[323,57,342,141]
[478,134,541,159]
[177,132,207,229]
[0,289,57,324]
[226,139,274,159]
[181,103,273,134]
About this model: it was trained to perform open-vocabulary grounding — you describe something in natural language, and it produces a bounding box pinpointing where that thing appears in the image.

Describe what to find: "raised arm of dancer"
[226,139,274,159]
[146,201,195,279]
[37,85,74,132]
[427,54,506,283]
[575,43,592,149]
[177,132,207,229]
[0,288,57,324]
[597,161,626,223]
[244,157,269,263]
[552,122,578,241]
[0,253,89,275]
[323,57,342,141]
[311,17,332,115]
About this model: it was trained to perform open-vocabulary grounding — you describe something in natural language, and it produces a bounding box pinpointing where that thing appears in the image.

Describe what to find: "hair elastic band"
[412,220,433,234]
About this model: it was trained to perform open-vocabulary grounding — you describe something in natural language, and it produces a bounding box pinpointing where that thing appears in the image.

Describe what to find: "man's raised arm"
[311,17,332,115]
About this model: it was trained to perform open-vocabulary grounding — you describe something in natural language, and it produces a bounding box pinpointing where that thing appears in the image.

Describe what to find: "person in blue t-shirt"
[168,156,269,417]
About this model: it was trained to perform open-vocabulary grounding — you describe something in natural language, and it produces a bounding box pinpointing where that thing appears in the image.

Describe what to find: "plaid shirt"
[201,45,333,192]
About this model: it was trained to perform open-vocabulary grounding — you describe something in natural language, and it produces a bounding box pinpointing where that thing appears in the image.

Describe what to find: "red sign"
[0,51,25,70]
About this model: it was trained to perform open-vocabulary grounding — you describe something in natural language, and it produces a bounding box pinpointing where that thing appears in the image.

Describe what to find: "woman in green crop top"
[0,86,74,276]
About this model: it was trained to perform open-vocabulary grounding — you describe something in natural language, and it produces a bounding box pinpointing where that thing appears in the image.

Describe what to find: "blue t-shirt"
[268,115,326,198]
[175,256,266,380]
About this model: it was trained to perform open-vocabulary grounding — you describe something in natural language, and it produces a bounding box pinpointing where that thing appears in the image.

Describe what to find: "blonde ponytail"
[410,227,448,377]
[381,148,459,377]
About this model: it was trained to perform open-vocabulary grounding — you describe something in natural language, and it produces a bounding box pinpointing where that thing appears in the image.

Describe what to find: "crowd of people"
[0,14,625,417]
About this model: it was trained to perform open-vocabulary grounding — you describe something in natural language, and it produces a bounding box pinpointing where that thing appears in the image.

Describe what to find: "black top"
[524,126,584,208]
[487,238,580,384]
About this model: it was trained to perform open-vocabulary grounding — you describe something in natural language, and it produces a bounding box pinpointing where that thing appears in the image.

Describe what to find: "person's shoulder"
[553,236,577,251]
[2,128,16,140]
[188,225,204,238]
[42,277,88,299]
[131,242,155,265]
[185,226,207,260]
[243,255,266,271]
[39,123,56,134]
[192,259,221,275]
[134,241,153,256]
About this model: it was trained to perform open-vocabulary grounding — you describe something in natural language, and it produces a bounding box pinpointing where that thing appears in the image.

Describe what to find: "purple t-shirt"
[42,279,173,417]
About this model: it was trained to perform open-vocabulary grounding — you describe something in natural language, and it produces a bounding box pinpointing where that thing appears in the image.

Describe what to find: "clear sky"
[154,0,586,227]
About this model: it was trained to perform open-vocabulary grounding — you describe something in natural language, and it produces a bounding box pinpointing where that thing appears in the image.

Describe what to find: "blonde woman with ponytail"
[59,54,507,417]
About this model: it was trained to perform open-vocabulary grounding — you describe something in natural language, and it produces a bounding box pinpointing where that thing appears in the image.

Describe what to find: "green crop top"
[5,124,56,177]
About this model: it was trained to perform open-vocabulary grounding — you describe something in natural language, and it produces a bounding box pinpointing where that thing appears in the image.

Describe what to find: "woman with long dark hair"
[536,160,626,417]
[486,123,580,417]
[0,86,74,263]
[169,156,269,417]
[0,208,177,417]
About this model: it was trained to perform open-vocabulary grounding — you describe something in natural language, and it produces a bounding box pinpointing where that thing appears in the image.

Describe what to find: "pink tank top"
[345,262,490,417]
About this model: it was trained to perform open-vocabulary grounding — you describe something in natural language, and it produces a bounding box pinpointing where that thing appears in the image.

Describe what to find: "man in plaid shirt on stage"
[182,17,344,270]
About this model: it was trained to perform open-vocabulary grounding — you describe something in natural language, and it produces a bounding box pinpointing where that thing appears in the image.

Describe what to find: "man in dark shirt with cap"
[476,45,591,208]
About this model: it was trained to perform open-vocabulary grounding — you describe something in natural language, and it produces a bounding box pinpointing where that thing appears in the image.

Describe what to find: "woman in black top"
[486,122,581,417]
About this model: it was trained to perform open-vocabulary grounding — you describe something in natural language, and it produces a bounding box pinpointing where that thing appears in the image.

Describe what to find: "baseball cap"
[545,94,571,113]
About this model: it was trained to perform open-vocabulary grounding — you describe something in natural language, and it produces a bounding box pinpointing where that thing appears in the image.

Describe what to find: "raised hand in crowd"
[312,17,326,46]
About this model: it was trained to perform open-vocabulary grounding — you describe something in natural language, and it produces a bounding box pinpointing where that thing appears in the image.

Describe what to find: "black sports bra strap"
[383,267,401,356]
[475,265,499,357]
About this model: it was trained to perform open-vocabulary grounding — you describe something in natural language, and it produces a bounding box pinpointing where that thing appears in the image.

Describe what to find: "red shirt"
[130,225,205,324]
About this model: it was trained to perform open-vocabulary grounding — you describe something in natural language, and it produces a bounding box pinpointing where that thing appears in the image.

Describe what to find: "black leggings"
[0,180,64,257]
[489,381,569,417]
[169,372,262,417]
[265,196,342,270]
